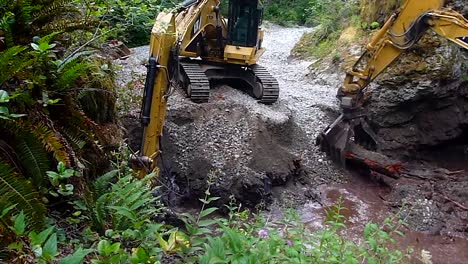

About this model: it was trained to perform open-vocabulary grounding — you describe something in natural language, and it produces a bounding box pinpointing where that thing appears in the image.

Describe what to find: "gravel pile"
[116,23,347,207]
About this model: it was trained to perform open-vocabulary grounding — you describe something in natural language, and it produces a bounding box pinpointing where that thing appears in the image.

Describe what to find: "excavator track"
[251,65,279,104]
[180,62,210,103]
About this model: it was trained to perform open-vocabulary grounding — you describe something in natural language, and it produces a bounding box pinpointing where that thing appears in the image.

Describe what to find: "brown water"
[295,173,468,264]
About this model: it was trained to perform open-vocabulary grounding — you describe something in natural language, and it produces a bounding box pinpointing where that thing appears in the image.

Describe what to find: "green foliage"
[262,0,311,26]
[47,161,79,197]
[0,0,93,49]
[0,89,26,119]
[3,212,63,263]
[89,0,176,47]
[0,162,46,234]
[80,170,161,234]
[0,46,33,85]
[288,0,360,58]
[0,2,118,257]
[195,199,411,264]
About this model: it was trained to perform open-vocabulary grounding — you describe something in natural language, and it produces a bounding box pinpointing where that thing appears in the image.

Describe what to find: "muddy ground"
[115,23,468,263]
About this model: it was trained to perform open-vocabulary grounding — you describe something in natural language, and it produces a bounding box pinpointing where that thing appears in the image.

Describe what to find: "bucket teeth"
[317,114,351,166]
[317,114,379,166]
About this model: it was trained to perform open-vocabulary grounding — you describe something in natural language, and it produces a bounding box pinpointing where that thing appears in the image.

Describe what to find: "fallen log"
[345,143,402,179]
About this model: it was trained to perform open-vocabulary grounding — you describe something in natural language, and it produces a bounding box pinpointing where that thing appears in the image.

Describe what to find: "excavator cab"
[227,0,262,47]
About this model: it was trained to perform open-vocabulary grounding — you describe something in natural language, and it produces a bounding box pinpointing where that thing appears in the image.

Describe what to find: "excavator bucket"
[317,113,379,166]
[316,114,351,166]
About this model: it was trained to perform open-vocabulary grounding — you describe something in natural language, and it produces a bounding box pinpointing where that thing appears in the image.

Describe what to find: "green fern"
[0,12,15,47]
[55,61,89,91]
[0,46,33,85]
[0,0,94,48]
[15,132,51,187]
[62,127,88,150]
[0,161,46,232]
[87,173,160,234]
[30,123,70,165]
[16,0,32,26]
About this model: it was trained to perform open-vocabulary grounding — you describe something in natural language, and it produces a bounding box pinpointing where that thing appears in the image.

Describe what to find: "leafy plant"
[1,211,59,263]
[0,0,95,49]
[0,162,46,238]
[88,0,176,47]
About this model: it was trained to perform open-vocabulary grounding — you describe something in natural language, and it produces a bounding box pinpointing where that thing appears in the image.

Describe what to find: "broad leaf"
[0,90,9,102]
[199,207,218,218]
[42,233,58,260]
[13,211,26,235]
[59,247,94,264]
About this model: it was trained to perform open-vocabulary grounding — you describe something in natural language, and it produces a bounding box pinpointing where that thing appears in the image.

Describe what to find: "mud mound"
[158,87,310,207]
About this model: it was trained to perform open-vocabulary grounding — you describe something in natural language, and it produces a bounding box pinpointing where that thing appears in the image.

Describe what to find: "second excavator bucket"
[316,114,351,166]
[317,113,379,166]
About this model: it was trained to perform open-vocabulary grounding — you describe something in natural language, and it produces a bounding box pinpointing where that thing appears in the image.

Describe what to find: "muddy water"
[256,24,468,264]
[274,174,468,264]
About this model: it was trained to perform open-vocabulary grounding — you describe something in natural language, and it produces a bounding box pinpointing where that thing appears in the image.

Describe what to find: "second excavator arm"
[318,0,468,165]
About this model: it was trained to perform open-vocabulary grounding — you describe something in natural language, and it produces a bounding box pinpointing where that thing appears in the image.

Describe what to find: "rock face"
[359,2,468,159]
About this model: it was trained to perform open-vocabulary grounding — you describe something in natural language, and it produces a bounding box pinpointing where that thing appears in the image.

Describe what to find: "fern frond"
[55,61,89,90]
[0,118,24,137]
[38,31,62,45]
[31,0,77,20]
[0,46,32,84]
[0,140,24,175]
[0,161,46,231]
[29,123,69,164]
[17,0,33,26]
[15,132,51,187]
[38,19,93,35]
[93,169,117,194]
[77,89,90,100]
[0,12,15,48]
[59,50,94,72]
[62,127,88,150]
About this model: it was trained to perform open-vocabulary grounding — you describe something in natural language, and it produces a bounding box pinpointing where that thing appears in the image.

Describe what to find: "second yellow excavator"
[317,0,468,167]
[130,0,278,175]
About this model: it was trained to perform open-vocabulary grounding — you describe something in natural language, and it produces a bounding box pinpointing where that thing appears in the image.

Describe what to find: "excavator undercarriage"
[179,60,279,103]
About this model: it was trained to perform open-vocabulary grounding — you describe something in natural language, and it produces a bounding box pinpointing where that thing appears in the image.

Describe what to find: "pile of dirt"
[117,24,345,209]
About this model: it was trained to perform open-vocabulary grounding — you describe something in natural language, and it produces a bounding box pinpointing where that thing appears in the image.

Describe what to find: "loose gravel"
[115,23,347,207]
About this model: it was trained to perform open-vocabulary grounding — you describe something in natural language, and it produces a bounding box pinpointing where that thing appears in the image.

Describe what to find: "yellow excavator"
[130,0,278,175]
[317,0,468,167]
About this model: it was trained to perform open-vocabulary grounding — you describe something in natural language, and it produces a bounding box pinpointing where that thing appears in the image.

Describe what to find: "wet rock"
[364,34,467,158]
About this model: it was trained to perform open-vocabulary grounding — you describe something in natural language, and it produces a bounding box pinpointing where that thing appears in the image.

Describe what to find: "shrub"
[89,0,177,47]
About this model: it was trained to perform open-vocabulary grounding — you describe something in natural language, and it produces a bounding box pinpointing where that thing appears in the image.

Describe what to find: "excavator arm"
[318,0,468,165]
[129,12,177,177]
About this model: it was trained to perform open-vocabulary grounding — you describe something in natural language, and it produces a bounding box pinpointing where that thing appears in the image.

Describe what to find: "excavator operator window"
[227,0,260,47]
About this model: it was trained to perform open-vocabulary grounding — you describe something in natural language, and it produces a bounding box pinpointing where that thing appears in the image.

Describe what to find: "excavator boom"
[318,0,468,166]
